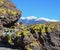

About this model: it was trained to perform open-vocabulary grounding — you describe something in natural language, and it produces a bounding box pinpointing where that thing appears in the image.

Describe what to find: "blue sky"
[12,0,60,21]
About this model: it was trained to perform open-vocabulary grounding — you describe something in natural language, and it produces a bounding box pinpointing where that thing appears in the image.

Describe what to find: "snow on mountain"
[18,16,59,25]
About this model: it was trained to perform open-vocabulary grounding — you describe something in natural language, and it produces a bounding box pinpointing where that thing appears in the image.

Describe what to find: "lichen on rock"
[0,0,21,27]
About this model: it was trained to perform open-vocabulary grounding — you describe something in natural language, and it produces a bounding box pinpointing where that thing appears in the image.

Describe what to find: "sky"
[12,0,60,21]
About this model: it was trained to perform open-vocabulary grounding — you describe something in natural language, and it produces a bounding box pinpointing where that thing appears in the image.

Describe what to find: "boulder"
[0,0,21,27]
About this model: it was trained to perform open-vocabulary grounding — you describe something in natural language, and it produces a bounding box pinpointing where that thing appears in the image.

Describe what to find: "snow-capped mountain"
[18,16,58,25]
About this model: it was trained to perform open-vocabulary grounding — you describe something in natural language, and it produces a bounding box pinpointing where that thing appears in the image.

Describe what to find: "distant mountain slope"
[18,16,59,25]
[19,19,47,25]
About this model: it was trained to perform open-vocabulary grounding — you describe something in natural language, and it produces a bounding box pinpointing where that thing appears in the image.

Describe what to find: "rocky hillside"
[0,22,60,50]
[0,0,60,50]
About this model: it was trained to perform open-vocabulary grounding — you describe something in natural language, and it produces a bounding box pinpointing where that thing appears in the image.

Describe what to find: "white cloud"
[21,16,59,22]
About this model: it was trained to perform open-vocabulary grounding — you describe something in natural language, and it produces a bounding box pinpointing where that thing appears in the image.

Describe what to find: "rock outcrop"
[0,0,21,27]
